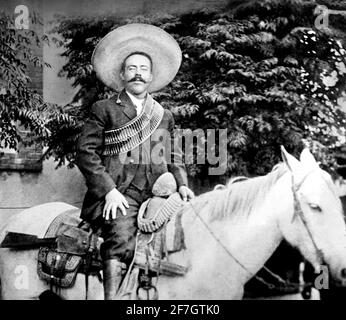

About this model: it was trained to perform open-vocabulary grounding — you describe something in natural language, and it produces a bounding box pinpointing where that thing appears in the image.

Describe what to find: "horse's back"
[0,202,79,243]
[0,202,84,299]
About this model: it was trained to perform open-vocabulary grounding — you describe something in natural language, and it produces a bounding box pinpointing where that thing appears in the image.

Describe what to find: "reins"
[187,169,324,293]
[291,171,324,265]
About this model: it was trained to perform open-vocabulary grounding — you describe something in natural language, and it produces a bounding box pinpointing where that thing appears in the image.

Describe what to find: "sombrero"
[91,23,182,92]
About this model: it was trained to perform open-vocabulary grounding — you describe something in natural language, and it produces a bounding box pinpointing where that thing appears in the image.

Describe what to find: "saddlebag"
[37,210,102,288]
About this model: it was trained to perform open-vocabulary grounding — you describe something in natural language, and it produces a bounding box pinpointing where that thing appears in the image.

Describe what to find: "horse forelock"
[199,164,288,222]
[305,169,342,213]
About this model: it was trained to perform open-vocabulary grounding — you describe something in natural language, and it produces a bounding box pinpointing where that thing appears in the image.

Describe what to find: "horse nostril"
[341,268,346,278]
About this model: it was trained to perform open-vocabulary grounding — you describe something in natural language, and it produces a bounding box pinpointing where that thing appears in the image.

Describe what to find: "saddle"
[0,173,188,297]
[134,193,187,273]
[118,173,189,299]
[0,209,103,289]
[36,210,103,288]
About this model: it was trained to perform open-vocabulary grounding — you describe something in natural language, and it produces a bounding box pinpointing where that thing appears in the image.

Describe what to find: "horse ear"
[300,148,319,169]
[281,146,301,173]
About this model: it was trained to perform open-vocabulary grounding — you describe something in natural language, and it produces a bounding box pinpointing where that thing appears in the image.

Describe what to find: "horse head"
[279,146,346,284]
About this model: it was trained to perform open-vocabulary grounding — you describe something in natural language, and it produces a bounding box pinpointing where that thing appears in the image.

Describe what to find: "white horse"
[0,147,346,299]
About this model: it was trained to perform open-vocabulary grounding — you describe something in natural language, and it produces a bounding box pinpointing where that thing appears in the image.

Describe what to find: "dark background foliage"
[2,0,346,180]
[0,10,49,149]
[44,0,346,180]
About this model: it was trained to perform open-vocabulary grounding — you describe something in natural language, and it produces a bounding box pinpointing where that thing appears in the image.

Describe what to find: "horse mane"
[199,163,288,221]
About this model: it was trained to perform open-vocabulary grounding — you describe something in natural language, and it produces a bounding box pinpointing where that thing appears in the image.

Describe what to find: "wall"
[0,131,42,171]
[0,158,86,226]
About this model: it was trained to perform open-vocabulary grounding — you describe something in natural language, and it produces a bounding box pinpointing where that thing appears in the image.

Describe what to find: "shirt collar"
[125,90,146,109]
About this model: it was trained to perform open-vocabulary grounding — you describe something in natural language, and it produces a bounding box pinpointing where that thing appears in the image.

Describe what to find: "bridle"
[188,168,326,291]
[290,169,325,266]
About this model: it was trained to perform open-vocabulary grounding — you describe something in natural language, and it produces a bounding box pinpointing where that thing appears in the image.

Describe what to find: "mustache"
[128,76,146,83]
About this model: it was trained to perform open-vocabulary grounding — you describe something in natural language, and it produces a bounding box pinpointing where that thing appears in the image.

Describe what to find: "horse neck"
[223,210,283,284]
[237,173,293,282]
[181,172,293,286]
[232,172,294,282]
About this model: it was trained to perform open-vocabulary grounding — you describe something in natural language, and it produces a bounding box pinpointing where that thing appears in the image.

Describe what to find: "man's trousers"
[92,188,149,266]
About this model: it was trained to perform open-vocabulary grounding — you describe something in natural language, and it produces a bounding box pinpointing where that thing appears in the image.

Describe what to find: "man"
[75,23,194,300]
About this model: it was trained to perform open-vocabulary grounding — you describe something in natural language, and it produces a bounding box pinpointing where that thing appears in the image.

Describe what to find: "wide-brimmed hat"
[91,23,182,92]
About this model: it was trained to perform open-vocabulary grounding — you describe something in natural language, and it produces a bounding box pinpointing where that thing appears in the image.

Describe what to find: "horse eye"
[309,203,322,212]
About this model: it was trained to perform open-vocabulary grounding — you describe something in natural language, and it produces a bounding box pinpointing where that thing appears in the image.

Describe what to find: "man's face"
[120,54,153,97]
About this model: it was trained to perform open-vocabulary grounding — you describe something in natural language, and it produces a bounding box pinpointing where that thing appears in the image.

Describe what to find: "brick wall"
[26,0,43,95]
[0,0,43,171]
[0,127,43,172]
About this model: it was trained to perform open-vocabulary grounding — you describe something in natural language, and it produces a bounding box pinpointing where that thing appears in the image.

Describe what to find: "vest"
[127,141,150,202]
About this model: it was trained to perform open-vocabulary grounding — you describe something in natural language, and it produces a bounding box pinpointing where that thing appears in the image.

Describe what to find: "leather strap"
[103,94,164,155]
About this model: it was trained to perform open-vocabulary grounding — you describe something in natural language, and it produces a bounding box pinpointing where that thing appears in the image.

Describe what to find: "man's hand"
[179,186,195,202]
[103,188,129,220]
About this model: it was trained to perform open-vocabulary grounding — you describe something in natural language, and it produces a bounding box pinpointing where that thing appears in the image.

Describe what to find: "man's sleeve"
[166,110,189,188]
[75,102,116,199]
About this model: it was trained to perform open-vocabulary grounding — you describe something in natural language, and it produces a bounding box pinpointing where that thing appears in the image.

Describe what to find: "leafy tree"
[0,10,81,166]
[312,0,346,177]
[0,11,50,150]
[30,1,346,179]
[2,1,346,178]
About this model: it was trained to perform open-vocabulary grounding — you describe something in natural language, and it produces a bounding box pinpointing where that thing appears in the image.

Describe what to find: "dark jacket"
[75,90,188,221]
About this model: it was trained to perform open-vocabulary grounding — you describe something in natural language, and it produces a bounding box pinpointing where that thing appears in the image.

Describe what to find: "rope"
[194,169,325,292]
[291,174,324,266]
[187,200,308,292]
